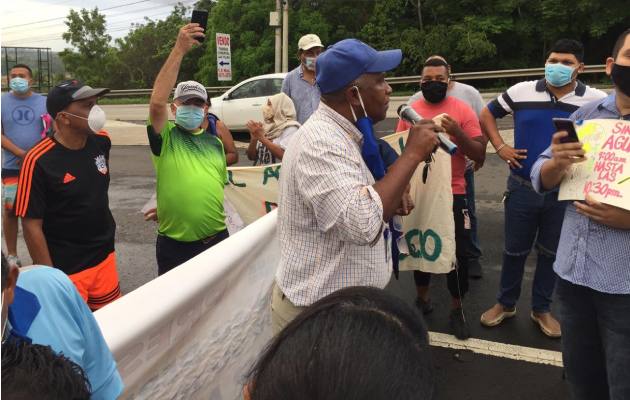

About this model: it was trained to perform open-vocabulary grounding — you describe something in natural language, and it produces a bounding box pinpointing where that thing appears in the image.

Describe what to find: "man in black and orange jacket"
[15,80,120,311]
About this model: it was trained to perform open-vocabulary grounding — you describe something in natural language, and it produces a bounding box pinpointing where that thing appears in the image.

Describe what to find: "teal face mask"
[9,77,29,94]
[545,63,574,87]
[175,105,205,132]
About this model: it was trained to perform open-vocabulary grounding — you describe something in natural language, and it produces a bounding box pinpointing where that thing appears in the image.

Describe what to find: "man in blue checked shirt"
[531,29,630,400]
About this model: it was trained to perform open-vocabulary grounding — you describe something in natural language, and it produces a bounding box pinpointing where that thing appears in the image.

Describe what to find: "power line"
[2,0,198,47]
[2,0,152,29]
[2,5,183,40]
[2,26,134,46]
[2,2,177,32]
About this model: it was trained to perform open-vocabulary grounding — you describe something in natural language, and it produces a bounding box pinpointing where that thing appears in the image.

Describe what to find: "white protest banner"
[224,130,456,274]
[559,119,630,210]
[216,33,232,81]
[383,131,456,274]
[95,211,278,399]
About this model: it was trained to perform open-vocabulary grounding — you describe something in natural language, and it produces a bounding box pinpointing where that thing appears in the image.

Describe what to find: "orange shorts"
[2,176,19,211]
[68,252,121,311]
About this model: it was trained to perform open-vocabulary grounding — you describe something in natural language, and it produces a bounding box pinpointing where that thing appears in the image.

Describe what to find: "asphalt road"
[7,121,568,399]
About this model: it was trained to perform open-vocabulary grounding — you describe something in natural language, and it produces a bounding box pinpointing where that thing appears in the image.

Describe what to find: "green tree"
[59,8,113,86]
[114,4,203,89]
[196,0,276,85]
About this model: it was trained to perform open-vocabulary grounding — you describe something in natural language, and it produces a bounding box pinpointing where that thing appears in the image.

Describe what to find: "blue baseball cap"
[316,39,402,94]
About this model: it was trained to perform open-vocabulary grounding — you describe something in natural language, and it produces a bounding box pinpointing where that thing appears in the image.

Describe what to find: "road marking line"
[429,331,563,367]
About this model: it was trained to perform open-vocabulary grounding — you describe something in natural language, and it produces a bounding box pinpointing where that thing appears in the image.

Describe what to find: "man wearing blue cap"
[272,39,441,333]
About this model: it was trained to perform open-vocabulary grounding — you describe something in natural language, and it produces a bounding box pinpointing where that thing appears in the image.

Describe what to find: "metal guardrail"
[386,64,606,84]
[104,87,231,98]
[102,65,607,98]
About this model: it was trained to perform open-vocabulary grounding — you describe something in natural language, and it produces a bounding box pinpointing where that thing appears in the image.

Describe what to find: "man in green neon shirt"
[148,23,228,275]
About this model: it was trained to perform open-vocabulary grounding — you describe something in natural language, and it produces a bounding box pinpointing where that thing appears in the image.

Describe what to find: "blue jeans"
[556,278,630,400]
[464,167,482,260]
[497,175,565,313]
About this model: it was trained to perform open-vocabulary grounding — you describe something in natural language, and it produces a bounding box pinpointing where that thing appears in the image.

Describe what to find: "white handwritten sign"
[559,119,630,210]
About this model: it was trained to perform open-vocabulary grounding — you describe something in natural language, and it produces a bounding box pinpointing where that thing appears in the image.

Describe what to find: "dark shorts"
[156,230,230,275]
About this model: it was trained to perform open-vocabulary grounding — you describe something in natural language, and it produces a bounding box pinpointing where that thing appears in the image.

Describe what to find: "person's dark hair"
[548,39,584,62]
[612,28,630,60]
[423,58,449,75]
[247,287,434,400]
[2,340,91,400]
[1,253,8,291]
[10,64,33,78]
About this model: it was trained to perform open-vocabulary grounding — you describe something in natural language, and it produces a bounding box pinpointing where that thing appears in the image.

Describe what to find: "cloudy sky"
[1,0,198,52]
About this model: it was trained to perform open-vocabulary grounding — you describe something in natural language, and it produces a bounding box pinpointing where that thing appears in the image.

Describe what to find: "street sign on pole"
[216,33,232,81]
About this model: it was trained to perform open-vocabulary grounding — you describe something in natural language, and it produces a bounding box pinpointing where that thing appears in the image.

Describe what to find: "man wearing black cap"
[272,38,441,333]
[14,79,121,311]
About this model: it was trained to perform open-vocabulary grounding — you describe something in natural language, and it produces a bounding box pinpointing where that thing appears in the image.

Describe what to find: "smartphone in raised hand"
[552,118,579,144]
[191,10,209,43]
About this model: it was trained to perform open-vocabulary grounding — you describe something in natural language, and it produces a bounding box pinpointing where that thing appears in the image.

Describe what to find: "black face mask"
[612,63,630,97]
[421,80,448,103]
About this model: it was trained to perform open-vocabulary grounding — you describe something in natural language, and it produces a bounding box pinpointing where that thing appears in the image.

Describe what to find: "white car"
[210,73,287,131]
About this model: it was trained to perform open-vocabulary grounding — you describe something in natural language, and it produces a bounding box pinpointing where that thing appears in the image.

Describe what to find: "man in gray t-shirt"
[1,64,48,269]
[407,56,487,281]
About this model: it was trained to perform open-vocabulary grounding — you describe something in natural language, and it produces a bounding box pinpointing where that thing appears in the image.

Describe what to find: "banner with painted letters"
[224,130,456,273]
[559,119,630,211]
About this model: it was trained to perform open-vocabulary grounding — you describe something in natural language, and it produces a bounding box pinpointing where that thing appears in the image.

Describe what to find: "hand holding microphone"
[397,105,458,155]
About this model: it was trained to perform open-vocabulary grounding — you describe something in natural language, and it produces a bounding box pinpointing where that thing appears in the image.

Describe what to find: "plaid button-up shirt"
[276,102,391,307]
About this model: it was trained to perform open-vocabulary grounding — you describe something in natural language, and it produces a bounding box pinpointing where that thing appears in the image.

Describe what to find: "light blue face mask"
[304,57,316,71]
[545,63,574,87]
[9,77,29,94]
[175,105,205,132]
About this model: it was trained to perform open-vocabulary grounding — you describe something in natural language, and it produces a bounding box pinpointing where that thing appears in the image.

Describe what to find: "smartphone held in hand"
[552,118,579,144]
[191,10,209,42]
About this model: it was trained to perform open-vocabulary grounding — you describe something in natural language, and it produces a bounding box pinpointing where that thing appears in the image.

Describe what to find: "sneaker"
[530,312,561,338]
[468,259,483,279]
[480,303,516,327]
[415,297,434,315]
[6,254,22,268]
[449,308,471,340]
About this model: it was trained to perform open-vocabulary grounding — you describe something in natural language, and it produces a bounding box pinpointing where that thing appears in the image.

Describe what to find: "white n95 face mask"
[87,105,106,133]
[62,105,107,133]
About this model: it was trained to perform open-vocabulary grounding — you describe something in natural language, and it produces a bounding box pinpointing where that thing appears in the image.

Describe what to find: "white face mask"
[62,105,107,133]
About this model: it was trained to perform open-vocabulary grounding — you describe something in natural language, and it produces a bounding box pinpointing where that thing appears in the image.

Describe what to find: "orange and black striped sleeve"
[15,138,55,218]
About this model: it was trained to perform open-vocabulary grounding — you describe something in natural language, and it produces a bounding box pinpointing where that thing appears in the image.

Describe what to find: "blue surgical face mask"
[545,63,575,87]
[350,86,385,180]
[9,77,29,94]
[175,105,205,132]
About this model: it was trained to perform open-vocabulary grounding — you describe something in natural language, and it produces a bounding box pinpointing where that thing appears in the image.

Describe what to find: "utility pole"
[282,0,289,73]
[271,0,282,73]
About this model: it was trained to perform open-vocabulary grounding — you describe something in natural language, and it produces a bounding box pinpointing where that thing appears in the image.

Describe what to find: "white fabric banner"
[95,212,279,399]
[224,130,455,273]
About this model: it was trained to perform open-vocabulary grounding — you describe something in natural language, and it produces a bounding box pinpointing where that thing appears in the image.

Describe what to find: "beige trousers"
[271,282,306,335]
